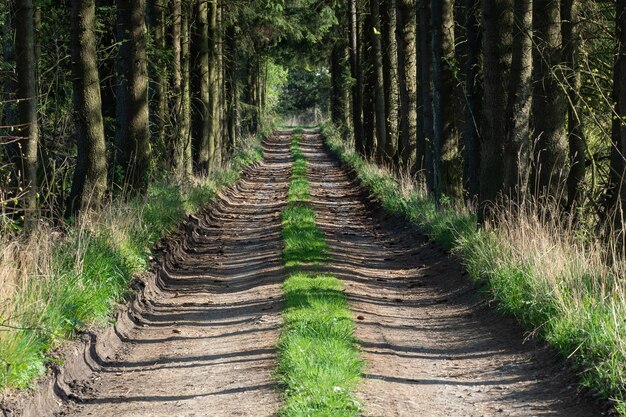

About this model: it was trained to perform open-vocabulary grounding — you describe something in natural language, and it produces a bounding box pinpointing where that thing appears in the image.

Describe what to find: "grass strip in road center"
[278,131,363,416]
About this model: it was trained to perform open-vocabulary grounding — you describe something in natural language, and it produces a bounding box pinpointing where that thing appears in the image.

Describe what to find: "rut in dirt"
[299,132,603,417]
[57,135,292,417]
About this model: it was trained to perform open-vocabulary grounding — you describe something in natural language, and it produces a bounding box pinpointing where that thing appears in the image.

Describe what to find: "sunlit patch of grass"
[0,136,263,391]
[322,121,626,414]
[278,131,362,417]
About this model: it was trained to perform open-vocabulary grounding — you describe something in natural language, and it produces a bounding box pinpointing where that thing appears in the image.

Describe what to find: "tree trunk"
[181,0,192,175]
[150,0,169,163]
[191,0,210,173]
[208,0,219,166]
[418,0,434,191]
[170,0,183,175]
[479,0,512,219]
[349,0,364,152]
[370,0,388,163]
[115,0,150,191]
[432,0,461,201]
[531,0,567,200]
[381,0,398,162]
[363,9,376,157]
[396,0,417,171]
[15,0,39,222]
[607,0,626,236]
[562,0,586,211]
[67,0,107,216]
[462,0,481,201]
[503,0,532,197]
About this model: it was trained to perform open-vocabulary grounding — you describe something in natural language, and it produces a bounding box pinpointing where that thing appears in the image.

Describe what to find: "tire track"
[301,132,602,417]
[57,135,292,417]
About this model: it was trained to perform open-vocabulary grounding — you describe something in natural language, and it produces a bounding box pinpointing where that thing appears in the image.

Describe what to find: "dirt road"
[58,134,292,417]
[51,131,603,417]
[300,133,601,417]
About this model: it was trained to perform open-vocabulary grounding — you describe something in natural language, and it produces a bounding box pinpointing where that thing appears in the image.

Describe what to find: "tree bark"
[432,0,461,201]
[150,0,169,162]
[607,0,626,235]
[531,0,567,200]
[363,8,376,157]
[418,0,434,191]
[190,0,210,173]
[462,0,481,201]
[562,0,586,211]
[381,0,398,162]
[396,0,417,170]
[14,0,39,221]
[349,0,364,153]
[503,0,532,198]
[370,0,388,163]
[181,0,192,175]
[208,0,219,166]
[67,0,107,216]
[115,0,150,191]
[479,0,512,219]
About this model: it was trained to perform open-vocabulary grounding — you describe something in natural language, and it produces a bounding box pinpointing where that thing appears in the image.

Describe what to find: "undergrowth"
[278,131,362,416]
[0,137,262,392]
[322,122,626,414]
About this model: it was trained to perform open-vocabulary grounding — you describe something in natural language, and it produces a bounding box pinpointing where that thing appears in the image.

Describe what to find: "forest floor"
[50,131,603,417]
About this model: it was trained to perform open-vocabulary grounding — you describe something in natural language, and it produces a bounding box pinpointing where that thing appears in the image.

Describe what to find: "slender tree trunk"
[330,42,347,130]
[15,0,39,221]
[479,0,512,219]
[381,0,398,162]
[418,0,434,190]
[531,0,567,199]
[349,0,364,152]
[363,9,376,157]
[115,0,150,191]
[562,0,586,211]
[2,7,19,200]
[170,0,184,175]
[396,0,417,170]
[150,0,169,162]
[503,0,532,197]
[208,0,219,165]
[67,0,107,216]
[432,0,461,201]
[181,0,192,175]
[190,0,210,173]
[607,0,626,236]
[462,0,481,201]
[370,0,388,163]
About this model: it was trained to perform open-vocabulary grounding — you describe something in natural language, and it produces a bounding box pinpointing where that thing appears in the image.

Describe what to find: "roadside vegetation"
[0,139,262,391]
[278,131,362,416]
[323,122,626,414]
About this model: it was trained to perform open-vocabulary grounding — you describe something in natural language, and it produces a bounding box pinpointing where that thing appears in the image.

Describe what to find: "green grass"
[0,139,263,391]
[321,121,626,414]
[278,132,362,416]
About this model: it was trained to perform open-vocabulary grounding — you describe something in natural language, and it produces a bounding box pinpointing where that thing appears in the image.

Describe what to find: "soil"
[3,131,607,417]
[54,134,293,417]
[300,132,605,417]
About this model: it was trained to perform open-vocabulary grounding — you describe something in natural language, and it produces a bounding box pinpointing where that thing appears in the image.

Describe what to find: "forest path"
[54,131,604,417]
[300,133,602,417]
[57,135,292,417]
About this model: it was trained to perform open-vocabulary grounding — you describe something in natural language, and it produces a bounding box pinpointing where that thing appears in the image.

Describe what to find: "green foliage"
[278,132,362,416]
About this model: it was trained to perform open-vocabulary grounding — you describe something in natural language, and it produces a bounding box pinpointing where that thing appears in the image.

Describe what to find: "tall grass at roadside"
[0,138,262,392]
[322,122,626,414]
[278,132,362,416]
